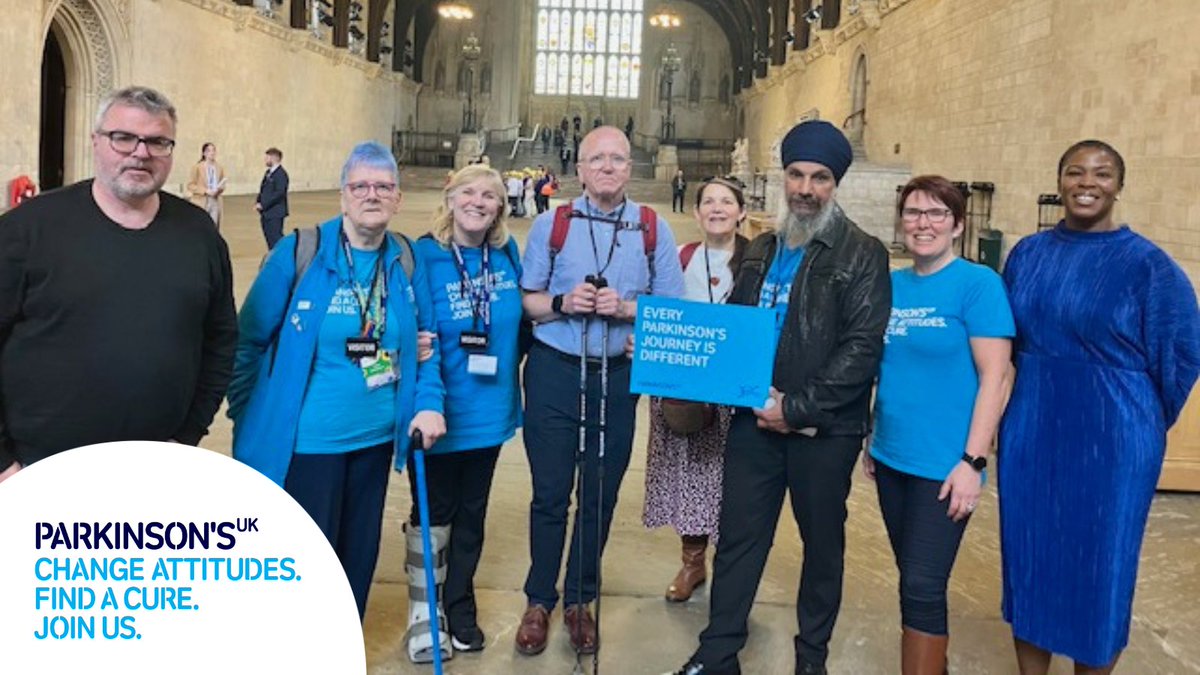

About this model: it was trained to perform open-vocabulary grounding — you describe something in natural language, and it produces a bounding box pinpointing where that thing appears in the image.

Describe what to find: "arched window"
[434,61,446,91]
[688,70,701,105]
[534,0,642,98]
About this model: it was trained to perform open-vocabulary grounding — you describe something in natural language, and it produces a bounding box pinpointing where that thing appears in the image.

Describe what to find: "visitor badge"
[361,350,399,389]
[459,330,489,352]
[467,353,498,376]
[346,336,379,360]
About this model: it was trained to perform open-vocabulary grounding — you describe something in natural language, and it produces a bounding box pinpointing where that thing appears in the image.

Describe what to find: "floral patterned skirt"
[642,397,732,540]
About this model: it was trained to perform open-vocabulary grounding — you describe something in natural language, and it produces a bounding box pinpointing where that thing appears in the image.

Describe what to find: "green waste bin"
[977,229,1003,272]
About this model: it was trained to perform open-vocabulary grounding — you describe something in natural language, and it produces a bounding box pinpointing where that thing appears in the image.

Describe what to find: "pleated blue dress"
[998,223,1200,667]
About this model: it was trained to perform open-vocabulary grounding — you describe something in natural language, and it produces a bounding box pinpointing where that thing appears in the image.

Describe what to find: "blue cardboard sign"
[630,296,777,407]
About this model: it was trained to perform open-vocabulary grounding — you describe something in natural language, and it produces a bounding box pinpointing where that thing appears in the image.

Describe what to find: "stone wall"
[740,0,1200,282]
[1,0,417,205]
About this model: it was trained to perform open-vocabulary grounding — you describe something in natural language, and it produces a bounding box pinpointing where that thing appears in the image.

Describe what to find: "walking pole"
[410,429,445,675]
[572,308,590,675]
[592,280,610,675]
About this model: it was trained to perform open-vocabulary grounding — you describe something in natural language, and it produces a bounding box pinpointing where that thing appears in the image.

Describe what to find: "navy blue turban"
[780,120,853,184]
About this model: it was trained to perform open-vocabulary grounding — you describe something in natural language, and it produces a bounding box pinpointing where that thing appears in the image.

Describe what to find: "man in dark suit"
[255,147,289,249]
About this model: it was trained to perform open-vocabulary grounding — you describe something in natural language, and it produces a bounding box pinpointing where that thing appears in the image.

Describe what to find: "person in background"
[255,146,289,249]
[186,141,226,227]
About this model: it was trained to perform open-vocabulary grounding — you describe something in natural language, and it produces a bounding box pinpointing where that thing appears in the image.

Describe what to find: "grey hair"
[340,141,399,187]
[93,86,177,132]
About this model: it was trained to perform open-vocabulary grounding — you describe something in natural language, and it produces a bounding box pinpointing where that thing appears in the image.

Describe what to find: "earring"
[1115,194,1121,202]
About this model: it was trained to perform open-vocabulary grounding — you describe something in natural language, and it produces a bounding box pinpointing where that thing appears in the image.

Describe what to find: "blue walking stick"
[411,429,444,675]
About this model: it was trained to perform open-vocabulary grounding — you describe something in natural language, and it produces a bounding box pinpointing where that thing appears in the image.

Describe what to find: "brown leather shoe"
[563,604,597,654]
[515,604,549,656]
[666,535,708,602]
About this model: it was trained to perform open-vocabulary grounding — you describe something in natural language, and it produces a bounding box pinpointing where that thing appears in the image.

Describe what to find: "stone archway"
[848,51,868,149]
[42,0,124,185]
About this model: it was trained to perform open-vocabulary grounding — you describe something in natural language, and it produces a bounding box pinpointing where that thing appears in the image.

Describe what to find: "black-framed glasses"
[346,181,398,199]
[97,130,175,157]
[900,207,953,224]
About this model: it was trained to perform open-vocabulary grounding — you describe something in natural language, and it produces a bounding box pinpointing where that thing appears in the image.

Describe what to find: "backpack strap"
[679,241,702,270]
[391,231,416,281]
[291,226,321,297]
[548,203,573,281]
[639,205,658,293]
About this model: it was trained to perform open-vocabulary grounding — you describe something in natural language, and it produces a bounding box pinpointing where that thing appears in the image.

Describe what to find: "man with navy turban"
[669,120,891,675]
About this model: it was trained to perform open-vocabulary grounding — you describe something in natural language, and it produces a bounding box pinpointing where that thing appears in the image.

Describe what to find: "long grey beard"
[776,199,837,248]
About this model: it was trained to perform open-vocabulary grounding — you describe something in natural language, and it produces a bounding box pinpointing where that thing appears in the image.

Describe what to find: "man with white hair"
[670,120,891,675]
[0,86,237,483]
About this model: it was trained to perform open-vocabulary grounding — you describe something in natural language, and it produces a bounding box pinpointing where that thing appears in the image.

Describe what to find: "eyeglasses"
[900,207,953,224]
[701,175,747,191]
[584,154,631,170]
[98,130,175,157]
[346,181,398,199]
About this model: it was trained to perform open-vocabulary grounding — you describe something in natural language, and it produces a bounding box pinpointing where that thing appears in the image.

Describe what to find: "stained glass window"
[534,0,641,98]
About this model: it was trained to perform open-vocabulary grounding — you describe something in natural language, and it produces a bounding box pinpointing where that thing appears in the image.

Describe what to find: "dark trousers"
[672,189,686,212]
[261,216,285,250]
[406,446,502,631]
[522,342,638,609]
[284,442,392,620]
[874,459,968,635]
[696,414,861,670]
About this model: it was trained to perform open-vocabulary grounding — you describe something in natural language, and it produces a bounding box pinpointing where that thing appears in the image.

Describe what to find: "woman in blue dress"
[405,164,524,660]
[864,175,1014,674]
[999,140,1200,674]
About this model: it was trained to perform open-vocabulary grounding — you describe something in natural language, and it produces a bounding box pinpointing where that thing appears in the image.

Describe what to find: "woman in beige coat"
[186,142,226,227]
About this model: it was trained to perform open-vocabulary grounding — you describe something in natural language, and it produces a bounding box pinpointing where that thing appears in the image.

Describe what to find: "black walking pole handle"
[411,428,425,453]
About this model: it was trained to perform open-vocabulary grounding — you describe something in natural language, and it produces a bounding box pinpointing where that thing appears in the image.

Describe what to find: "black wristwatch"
[961,453,987,472]
[551,293,566,315]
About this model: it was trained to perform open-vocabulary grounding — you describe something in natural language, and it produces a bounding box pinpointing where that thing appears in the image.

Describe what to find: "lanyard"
[585,200,627,280]
[702,243,716,303]
[341,232,388,338]
[449,241,493,332]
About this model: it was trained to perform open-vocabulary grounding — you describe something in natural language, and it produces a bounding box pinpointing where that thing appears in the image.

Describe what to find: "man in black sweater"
[0,86,237,483]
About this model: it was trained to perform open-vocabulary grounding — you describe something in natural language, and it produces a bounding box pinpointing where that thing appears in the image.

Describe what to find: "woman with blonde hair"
[186,142,226,227]
[407,163,524,658]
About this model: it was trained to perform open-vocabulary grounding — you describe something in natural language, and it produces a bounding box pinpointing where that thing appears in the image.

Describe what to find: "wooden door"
[1161,394,1200,491]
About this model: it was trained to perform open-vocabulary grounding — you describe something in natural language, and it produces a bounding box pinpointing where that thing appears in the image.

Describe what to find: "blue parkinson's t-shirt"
[758,241,806,340]
[870,258,1014,481]
[295,246,401,454]
[416,237,523,454]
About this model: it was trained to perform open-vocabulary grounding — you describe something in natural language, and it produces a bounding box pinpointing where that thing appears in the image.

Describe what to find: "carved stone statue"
[731,137,750,176]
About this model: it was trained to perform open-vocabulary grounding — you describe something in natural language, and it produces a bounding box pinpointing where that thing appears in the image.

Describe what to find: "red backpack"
[548,203,659,292]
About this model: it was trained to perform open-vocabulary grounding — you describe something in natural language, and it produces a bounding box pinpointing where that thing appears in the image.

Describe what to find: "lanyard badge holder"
[452,242,499,377]
[343,238,398,389]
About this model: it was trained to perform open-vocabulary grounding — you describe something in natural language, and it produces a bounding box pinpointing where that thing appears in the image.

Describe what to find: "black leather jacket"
[728,205,891,437]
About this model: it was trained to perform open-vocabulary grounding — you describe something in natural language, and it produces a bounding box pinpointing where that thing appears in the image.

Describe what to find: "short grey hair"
[340,141,399,187]
[93,86,177,132]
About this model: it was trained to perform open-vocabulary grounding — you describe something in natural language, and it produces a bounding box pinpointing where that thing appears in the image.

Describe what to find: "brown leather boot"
[901,626,948,675]
[665,535,708,602]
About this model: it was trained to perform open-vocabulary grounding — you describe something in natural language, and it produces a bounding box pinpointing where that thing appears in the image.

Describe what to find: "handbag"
[661,398,716,435]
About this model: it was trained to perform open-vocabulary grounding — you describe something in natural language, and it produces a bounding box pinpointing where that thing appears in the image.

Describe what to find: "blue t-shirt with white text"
[295,246,400,454]
[870,258,1014,480]
[758,241,806,341]
[416,236,523,454]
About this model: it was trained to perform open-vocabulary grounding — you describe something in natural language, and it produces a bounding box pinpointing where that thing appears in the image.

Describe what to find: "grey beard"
[776,199,837,248]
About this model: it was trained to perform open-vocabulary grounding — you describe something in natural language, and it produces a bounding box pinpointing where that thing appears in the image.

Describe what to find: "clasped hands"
[561,281,626,318]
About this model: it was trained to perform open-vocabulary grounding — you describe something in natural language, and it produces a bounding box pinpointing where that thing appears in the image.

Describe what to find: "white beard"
[776,198,837,248]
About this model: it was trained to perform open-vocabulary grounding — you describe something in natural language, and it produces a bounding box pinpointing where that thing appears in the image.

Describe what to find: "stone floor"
[205,169,1200,674]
